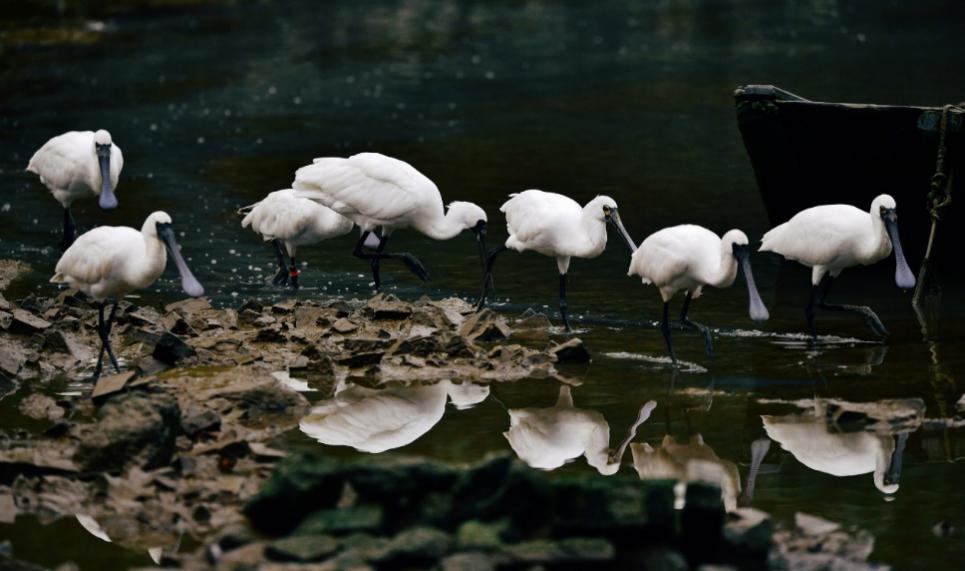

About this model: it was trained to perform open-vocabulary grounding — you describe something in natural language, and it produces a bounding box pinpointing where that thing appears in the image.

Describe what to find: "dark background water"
[1,0,964,568]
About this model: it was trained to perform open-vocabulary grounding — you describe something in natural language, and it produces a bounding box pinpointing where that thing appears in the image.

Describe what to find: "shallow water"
[2,0,964,568]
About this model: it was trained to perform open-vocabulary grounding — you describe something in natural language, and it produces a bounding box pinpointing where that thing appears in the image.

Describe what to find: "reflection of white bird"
[75,514,178,565]
[759,194,915,338]
[479,190,638,330]
[299,379,489,453]
[762,412,902,494]
[51,211,204,379]
[239,188,354,289]
[627,225,768,365]
[504,385,656,475]
[292,153,489,290]
[27,130,123,248]
[630,434,742,512]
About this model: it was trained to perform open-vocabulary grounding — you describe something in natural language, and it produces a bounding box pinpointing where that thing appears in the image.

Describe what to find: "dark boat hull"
[735,85,963,274]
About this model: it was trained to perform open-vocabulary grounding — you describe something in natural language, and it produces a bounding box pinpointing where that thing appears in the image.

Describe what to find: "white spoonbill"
[292,152,489,290]
[478,190,637,330]
[27,130,123,248]
[51,211,204,379]
[759,194,915,338]
[239,188,355,289]
[628,225,769,365]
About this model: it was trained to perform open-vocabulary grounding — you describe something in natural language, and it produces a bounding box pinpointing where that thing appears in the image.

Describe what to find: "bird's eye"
[602,206,611,215]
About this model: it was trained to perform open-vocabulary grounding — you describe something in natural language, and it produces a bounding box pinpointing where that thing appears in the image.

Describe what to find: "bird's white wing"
[26,131,94,191]
[760,204,867,266]
[628,228,692,285]
[241,189,314,241]
[501,190,580,247]
[292,153,437,226]
[52,226,138,285]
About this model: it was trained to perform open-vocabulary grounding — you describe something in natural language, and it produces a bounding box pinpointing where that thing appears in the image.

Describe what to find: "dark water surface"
[2,0,964,568]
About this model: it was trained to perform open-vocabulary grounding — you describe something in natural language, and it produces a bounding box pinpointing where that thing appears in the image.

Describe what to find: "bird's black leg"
[60,207,76,250]
[806,281,821,340]
[352,231,429,282]
[475,244,508,310]
[558,272,572,332]
[289,256,300,290]
[660,301,678,365]
[102,301,121,373]
[678,291,714,357]
[816,275,888,338]
[370,233,388,290]
[91,303,107,380]
[272,240,290,287]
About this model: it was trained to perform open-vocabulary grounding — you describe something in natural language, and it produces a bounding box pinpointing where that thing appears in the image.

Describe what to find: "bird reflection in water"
[503,385,657,475]
[75,514,182,565]
[299,379,489,453]
[631,435,742,512]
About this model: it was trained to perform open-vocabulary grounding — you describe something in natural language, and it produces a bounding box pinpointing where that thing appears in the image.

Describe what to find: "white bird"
[762,410,905,495]
[291,152,489,290]
[239,188,355,289]
[630,434,742,512]
[504,385,656,475]
[759,194,915,338]
[627,225,769,365]
[299,379,489,453]
[27,129,123,248]
[51,211,204,379]
[479,190,638,330]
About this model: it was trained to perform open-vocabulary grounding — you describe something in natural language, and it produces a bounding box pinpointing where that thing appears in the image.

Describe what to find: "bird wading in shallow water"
[291,152,489,292]
[627,225,769,365]
[27,130,123,249]
[478,190,637,331]
[50,211,204,380]
[759,194,915,339]
[239,188,355,289]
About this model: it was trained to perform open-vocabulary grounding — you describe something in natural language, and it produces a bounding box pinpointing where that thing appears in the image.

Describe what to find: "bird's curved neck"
[577,209,607,254]
[140,222,167,268]
[860,209,891,261]
[421,210,464,240]
[706,245,739,288]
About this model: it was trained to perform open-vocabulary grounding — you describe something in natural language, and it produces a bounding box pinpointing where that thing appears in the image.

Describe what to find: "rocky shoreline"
[0,260,889,570]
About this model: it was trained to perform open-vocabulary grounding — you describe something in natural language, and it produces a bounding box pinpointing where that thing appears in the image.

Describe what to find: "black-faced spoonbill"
[627,225,769,365]
[478,190,637,331]
[759,194,915,338]
[27,130,123,248]
[51,211,204,380]
[292,153,489,291]
[239,188,355,289]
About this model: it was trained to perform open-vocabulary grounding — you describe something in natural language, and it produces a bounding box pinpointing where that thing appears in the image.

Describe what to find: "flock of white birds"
[25,128,915,378]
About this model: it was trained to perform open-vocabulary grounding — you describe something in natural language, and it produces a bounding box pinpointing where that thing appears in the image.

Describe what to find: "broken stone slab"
[164,297,212,315]
[724,507,773,555]
[332,318,359,334]
[271,299,298,315]
[0,337,27,379]
[515,311,552,330]
[549,338,591,363]
[7,309,52,335]
[795,512,841,536]
[293,504,384,535]
[459,309,512,343]
[18,394,66,421]
[0,259,30,291]
[265,534,339,563]
[91,371,137,403]
[243,454,346,536]
[152,332,196,365]
[502,537,616,564]
[180,403,221,437]
[125,306,164,327]
[365,294,413,320]
[375,527,452,563]
[44,330,93,361]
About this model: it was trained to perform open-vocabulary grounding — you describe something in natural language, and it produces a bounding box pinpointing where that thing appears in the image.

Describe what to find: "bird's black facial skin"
[603,207,637,253]
[96,143,117,210]
[156,222,205,297]
[471,220,488,269]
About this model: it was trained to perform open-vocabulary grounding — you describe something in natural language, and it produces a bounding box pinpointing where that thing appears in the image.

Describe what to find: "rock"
[294,505,384,535]
[126,306,163,327]
[378,527,451,563]
[272,299,298,315]
[18,394,65,421]
[0,260,30,291]
[724,507,773,556]
[333,318,359,334]
[459,309,511,342]
[164,297,212,315]
[388,333,443,357]
[43,331,92,361]
[0,338,27,379]
[90,371,137,402]
[441,552,496,571]
[366,294,412,320]
[503,538,615,564]
[337,351,384,368]
[265,534,339,563]
[152,332,195,365]
[180,403,221,437]
[795,512,841,536]
[244,453,345,535]
[7,310,51,335]
[456,520,506,551]
[73,390,181,472]
[549,338,591,363]
[515,311,552,330]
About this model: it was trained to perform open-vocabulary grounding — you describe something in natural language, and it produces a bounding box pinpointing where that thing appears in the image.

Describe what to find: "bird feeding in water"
[759,194,915,338]
[292,152,489,291]
[50,211,204,380]
[26,130,123,248]
[478,190,637,331]
[239,188,355,289]
[627,225,769,365]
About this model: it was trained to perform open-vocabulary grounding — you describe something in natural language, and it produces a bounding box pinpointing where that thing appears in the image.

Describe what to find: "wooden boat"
[734,85,963,273]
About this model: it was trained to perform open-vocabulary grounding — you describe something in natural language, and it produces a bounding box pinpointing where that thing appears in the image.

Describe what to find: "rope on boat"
[913,103,961,311]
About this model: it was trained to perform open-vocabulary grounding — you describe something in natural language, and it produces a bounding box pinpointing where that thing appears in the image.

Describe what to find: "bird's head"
[93,130,117,210]
[446,201,488,232]
[147,211,205,298]
[587,195,637,253]
[722,229,751,256]
[723,229,769,322]
[871,194,915,290]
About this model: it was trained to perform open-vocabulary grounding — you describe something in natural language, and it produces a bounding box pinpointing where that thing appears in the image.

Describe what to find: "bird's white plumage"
[628,225,745,302]
[27,130,123,207]
[241,188,354,257]
[760,195,895,285]
[292,152,485,239]
[762,413,899,494]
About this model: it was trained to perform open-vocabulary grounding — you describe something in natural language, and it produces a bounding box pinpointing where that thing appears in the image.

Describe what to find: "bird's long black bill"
[883,211,915,290]
[158,226,205,297]
[606,211,637,253]
[97,151,117,210]
[735,247,769,322]
[884,431,908,487]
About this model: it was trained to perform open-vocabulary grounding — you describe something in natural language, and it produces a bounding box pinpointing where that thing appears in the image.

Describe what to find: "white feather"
[240,188,353,257]
[27,130,123,207]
